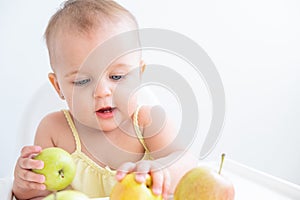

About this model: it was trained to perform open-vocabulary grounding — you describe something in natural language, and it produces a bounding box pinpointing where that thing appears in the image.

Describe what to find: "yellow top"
[62,106,151,198]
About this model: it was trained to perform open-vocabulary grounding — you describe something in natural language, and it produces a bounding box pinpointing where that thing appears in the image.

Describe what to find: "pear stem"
[218,153,225,174]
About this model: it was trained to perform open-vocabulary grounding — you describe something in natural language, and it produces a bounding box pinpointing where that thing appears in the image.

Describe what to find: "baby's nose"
[93,81,112,98]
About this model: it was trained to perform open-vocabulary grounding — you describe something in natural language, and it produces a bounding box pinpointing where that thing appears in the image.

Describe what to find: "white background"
[0,0,300,186]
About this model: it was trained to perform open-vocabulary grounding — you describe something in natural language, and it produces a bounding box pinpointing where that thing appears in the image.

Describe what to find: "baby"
[12,0,197,199]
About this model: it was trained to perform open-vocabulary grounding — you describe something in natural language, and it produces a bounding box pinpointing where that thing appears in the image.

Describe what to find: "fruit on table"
[43,190,90,200]
[174,154,235,200]
[32,147,76,191]
[110,173,162,200]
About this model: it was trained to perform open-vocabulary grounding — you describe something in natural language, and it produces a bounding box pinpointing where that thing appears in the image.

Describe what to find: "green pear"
[174,154,235,200]
[44,190,89,200]
[32,147,76,191]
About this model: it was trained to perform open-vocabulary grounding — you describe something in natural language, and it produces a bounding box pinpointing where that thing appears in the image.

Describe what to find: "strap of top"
[62,109,81,152]
[62,108,151,159]
[133,105,152,157]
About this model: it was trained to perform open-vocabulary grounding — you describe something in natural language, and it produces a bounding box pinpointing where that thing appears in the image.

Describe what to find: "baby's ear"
[48,73,64,99]
[140,60,146,73]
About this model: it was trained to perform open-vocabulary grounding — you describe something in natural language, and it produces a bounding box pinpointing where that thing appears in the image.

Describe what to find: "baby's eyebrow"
[65,70,79,78]
[110,63,136,69]
[64,63,136,77]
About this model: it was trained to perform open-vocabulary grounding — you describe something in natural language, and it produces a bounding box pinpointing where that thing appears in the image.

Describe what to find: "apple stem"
[59,169,64,178]
[218,153,225,174]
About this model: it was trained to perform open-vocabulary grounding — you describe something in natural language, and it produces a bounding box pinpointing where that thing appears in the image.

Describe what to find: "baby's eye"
[110,75,124,81]
[73,78,91,86]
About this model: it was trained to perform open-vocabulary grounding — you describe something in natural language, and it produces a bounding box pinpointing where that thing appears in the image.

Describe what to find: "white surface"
[1,159,299,199]
[0,0,300,188]
[87,159,300,200]
[0,178,13,200]
[145,159,300,200]
[209,159,300,200]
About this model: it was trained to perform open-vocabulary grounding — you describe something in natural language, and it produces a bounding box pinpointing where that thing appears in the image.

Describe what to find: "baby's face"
[51,24,142,132]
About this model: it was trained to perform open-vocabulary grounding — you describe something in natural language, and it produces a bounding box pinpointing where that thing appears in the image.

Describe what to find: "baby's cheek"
[114,85,138,115]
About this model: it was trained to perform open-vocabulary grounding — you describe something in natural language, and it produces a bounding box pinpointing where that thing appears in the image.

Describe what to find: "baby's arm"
[116,105,198,198]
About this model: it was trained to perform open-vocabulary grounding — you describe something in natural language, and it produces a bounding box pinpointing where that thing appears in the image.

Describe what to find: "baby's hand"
[116,160,170,199]
[13,145,46,191]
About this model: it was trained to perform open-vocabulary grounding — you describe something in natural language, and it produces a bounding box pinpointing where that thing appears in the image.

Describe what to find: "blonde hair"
[45,0,138,60]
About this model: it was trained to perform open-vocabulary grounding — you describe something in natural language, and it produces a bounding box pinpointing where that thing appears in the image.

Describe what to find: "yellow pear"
[174,154,235,200]
[110,173,162,200]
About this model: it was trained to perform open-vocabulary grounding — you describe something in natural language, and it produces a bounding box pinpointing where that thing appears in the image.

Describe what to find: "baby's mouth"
[96,107,116,119]
[97,107,115,113]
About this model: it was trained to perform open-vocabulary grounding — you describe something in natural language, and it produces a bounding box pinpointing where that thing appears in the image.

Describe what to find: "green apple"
[174,154,235,200]
[32,147,76,191]
[44,190,89,200]
[110,173,162,200]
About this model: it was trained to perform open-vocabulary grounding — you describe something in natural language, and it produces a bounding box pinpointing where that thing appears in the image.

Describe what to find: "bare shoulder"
[34,111,75,153]
[138,105,167,128]
[137,105,151,127]
[138,105,179,154]
[36,111,67,133]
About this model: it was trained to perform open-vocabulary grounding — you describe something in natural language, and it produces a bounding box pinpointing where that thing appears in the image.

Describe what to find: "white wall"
[0,0,65,178]
[1,0,300,186]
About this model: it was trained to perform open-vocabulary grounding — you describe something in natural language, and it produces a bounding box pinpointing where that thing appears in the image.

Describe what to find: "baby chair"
[0,82,67,199]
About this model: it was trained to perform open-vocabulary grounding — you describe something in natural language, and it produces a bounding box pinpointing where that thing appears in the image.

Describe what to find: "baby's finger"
[17,169,45,184]
[116,162,136,181]
[14,178,46,190]
[162,170,171,200]
[20,146,42,158]
[150,170,164,196]
[19,157,44,170]
[135,162,151,183]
